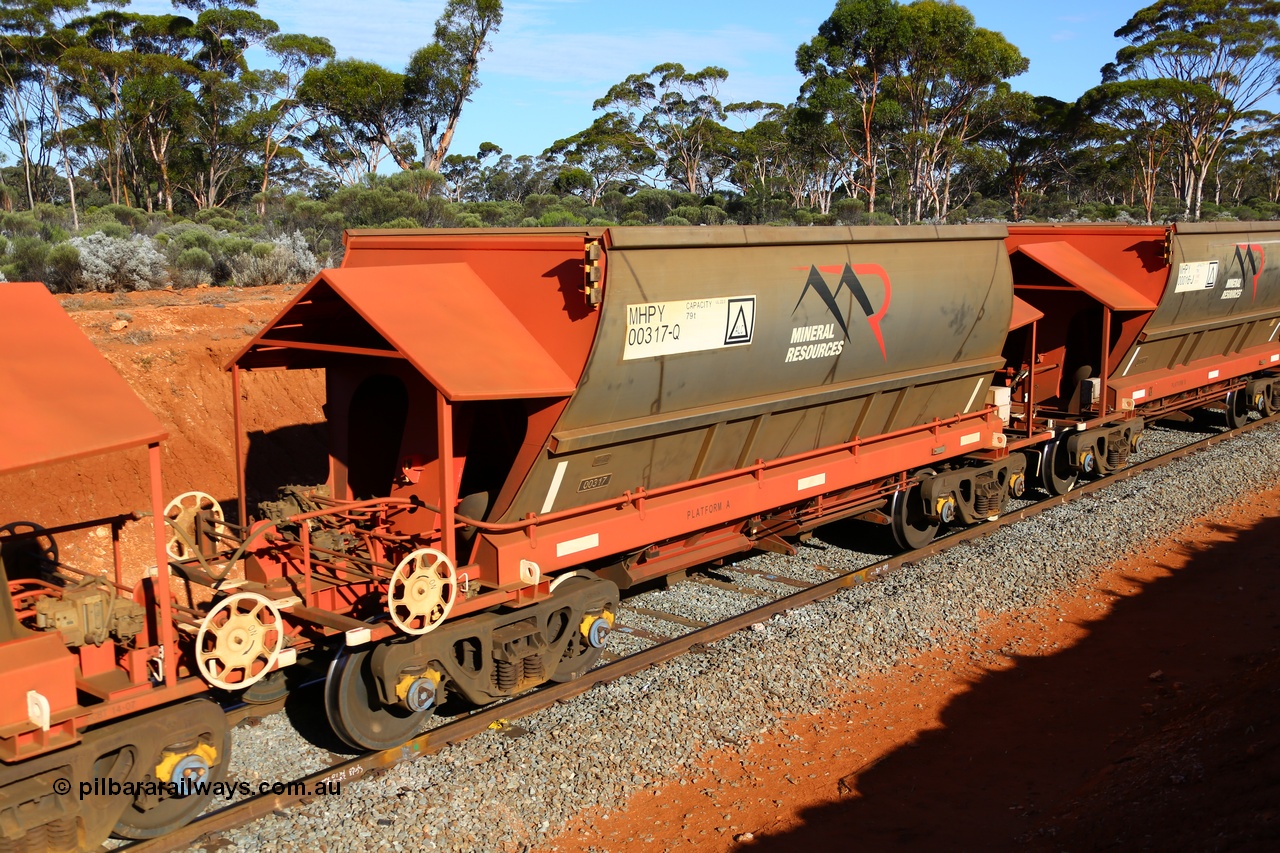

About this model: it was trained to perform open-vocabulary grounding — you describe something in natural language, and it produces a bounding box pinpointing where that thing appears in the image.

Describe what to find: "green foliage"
[206,217,243,233]
[701,206,728,224]
[92,222,131,240]
[44,243,82,292]
[216,237,254,258]
[100,204,149,231]
[831,198,867,223]
[9,237,48,282]
[176,247,214,271]
[671,205,703,223]
[0,213,40,236]
[536,208,586,226]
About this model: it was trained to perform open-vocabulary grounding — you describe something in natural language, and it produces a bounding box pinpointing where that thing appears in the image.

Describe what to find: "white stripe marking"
[345,627,371,647]
[797,473,826,491]
[964,378,985,413]
[1208,369,1220,380]
[1271,354,1279,363]
[541,460,568,514]
[1270,321,1280,342]
[960,432,981,447]
[1132,389,1146,400]
[1122,346,1141,377]
[556,533,599,558]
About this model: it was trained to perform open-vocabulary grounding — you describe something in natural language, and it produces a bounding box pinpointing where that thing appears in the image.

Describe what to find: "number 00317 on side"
[623,296,755,360]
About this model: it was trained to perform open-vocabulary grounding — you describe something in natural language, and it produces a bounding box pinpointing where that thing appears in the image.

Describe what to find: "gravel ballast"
[187,420,1280,853]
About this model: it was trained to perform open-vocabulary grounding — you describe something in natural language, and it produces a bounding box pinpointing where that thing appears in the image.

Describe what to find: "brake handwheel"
[195,592,283,690]
[164,491,225,561]
[387,548,457,635]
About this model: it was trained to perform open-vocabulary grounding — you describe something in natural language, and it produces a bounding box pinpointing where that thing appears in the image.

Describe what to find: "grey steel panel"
[549,355,1004,454]
[605,224,1008,249]
[492,229,1013,523]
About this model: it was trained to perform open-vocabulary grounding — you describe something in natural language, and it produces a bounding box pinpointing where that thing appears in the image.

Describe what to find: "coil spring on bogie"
[1107,442,1130,468]
[523,652,543,682]
[495,658,518,691]
[974,491,998,516]
[46,817,77,853]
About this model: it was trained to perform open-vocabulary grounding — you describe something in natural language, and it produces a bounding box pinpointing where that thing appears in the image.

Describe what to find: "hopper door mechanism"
[584,240,603,307]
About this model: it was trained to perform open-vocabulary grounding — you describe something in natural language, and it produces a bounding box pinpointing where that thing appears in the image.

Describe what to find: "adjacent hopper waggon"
[0,284,229,850]
[1001,222,1280,493]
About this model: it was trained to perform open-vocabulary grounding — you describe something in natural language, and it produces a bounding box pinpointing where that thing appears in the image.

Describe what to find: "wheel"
[0,521,58,577]
[544,578,609,683]
[113,702,230,839]
[1224,389,1249,429]
[163,491,225,562]
[889,469,939,551]
[195,592,284,690]
[1039,438,1078,496]
[241,669,289,705]
[387,548,457,635]
[325,645,430,751]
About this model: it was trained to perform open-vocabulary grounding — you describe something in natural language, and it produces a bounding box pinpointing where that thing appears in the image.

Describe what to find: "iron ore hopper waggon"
[211,225,1021,750]
[1,220,1277,850]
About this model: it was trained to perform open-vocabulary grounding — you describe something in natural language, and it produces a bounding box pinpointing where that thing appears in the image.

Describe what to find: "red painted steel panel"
[0,282,166,475]
[1013,242,1158,311]
[1009,295,1043,330]
[234,265,577,400]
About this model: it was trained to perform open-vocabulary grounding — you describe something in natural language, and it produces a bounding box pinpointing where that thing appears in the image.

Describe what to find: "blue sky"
[114,0,1142,160]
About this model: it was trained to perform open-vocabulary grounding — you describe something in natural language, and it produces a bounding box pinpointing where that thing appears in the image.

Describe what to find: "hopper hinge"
[583,240,603,308]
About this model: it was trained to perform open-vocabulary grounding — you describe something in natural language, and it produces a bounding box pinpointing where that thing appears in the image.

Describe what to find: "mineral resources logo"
[787,263,892,362]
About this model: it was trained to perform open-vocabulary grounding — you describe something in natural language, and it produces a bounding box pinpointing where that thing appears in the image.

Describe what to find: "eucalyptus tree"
[543,113,651,206]
[796,0,906,214]
[593,63,736,196]
[888,0,1027,220]
[1106,0,1280,219]
[242,32,334,216]
[0,0,90,220]
[172,0,281,209]
[298,59,415,183]
[1080,80,1184,222]
[440,140,501,201]
[981,93,1077,220]
[404,0,502,173]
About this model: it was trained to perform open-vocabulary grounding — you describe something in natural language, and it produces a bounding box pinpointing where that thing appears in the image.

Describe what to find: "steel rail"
[121,414,1275,853]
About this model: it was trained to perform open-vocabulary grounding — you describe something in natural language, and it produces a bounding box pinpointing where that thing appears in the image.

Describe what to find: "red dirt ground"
[546,487,1280,852]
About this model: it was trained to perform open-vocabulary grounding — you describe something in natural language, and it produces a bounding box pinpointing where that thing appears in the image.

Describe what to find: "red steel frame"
[223,354,1006,650]
[2,443,208,761]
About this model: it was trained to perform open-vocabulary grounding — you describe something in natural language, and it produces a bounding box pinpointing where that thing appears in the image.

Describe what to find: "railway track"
[120,413,1273,853]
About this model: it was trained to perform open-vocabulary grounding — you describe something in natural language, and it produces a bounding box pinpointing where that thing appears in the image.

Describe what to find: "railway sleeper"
[370,574,619,709]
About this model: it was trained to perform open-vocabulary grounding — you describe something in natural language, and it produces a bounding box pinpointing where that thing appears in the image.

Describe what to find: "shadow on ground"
[748,513,1280,852]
